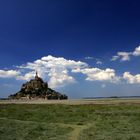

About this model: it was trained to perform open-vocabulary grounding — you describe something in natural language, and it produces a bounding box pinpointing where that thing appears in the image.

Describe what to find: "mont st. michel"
[9,72,68,100]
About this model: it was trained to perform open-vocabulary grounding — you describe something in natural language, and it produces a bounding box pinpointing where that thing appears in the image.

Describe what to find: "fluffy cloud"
[111,52,131,61]
[123,72,140,84]
[0,70,20,78]
[16,71,35,81]
[133,46,140,56]
[17,55,87,88]
[1,56,117,88]
[1,55,140,88]
[117,52,132,61]
[72,68,120,83]
[48,69,75,88]
[111,46,140,61]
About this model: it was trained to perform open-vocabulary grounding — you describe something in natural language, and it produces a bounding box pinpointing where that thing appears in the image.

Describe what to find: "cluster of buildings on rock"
[9,72,68,100]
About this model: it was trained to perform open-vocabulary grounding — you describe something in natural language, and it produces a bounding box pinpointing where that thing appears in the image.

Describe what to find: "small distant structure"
[35,71,40,80]
[9,71,68,100]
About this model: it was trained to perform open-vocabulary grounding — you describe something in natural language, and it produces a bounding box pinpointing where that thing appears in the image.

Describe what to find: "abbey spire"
[35,71,39,79]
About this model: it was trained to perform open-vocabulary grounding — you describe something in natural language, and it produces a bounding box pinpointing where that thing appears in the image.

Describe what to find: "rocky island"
[9,72,68,100]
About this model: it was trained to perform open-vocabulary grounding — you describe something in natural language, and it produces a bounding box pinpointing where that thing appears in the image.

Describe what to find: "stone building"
[9,72,68,100]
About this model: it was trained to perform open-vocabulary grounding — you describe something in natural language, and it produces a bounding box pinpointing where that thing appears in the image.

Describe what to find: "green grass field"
[0,101,140,140]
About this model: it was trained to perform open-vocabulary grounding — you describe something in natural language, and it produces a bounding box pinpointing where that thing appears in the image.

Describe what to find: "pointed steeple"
[36,71,38,76]
[35,71,39,79]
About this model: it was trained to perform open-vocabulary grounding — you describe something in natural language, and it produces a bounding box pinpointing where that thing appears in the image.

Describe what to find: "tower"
[35,71,39,79]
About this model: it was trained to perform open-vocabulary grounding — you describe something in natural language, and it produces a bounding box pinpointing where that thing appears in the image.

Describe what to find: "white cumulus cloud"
[111,52,131,61]
[1,55,140,88]
[16,71,35,81]
[133,46,140,56]
[117,52,132,61]
[17,55,87,88]
[72,67,120,83]
[111,45,140,62]
[0,70,20,78]
[123,72,140,84]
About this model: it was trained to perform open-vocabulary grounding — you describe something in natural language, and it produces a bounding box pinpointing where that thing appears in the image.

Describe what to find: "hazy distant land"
[1,97,140,105]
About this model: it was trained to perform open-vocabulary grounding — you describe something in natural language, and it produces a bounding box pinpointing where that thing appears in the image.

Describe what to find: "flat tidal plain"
[0,99,140,140]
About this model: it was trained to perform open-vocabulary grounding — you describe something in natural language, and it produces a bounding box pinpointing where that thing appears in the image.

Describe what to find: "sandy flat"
[1,98,140,105]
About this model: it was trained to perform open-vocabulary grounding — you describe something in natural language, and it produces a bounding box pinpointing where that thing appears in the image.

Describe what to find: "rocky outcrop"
[9,72,68,100]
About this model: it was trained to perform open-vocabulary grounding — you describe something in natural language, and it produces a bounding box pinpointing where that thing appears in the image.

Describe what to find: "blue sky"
[0,0,140,98]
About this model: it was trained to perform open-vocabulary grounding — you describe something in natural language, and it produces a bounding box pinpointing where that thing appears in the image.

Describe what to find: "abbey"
[9,72,68,100]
